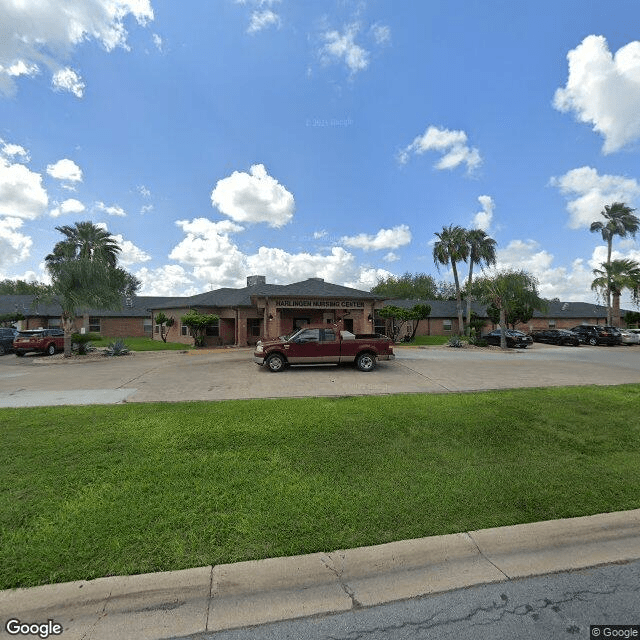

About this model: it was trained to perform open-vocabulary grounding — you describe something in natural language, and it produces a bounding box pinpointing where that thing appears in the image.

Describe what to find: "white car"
[619,329,640,345]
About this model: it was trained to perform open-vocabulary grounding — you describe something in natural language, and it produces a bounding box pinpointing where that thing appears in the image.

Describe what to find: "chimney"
[247,275,266,287]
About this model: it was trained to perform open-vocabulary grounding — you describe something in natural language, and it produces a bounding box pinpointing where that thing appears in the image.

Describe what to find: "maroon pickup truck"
[254,325,394,372]
[13,329,65,357]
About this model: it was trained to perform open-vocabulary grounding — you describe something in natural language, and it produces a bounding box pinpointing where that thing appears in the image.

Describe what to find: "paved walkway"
[2,343,640,407]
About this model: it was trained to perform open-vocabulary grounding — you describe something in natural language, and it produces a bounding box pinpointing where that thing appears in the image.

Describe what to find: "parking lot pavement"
[1,343,640,407]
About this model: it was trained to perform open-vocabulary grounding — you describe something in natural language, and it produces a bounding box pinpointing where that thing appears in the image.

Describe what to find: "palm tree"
[464,229,497,335]
[591,259,640,327]
[433,225,469,333]
[45,221,121,271]
[590,203,639,324]
[44,222,134,356]
[474,270,547,349]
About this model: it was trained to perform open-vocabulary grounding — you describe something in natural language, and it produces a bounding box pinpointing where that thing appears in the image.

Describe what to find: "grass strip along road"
[2,385,640,589]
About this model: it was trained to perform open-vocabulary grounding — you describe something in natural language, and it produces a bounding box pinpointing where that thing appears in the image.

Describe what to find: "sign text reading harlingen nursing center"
[275,299,365,309]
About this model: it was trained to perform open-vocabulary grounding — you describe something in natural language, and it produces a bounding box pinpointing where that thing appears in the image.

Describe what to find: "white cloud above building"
[550,166,640,229]
[211,164,295,228]
[50,198,85,218]
[340,225,412,251]
[554,35,640,154]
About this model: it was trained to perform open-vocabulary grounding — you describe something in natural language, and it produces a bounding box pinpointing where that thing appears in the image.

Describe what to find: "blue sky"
[2,0,640,305]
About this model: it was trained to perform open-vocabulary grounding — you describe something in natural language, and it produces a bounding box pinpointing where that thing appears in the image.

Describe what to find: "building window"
[154,324,160,334]
[89,317,101,333]
[144,319,153,335]
[48,318,61,328]
[181,325,189,336]
[548,319,557,328]
[443,319,453,332]
[248,318,261,337]
[205,319,219,337]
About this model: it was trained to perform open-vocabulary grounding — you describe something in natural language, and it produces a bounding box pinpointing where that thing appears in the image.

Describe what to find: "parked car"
[531,329,580,346]
[619,329,640,345]
[13,329,65,356]
[0,327,18,355]
[569,325,618,346]
[603,326,624,345]
[483,329,533,348]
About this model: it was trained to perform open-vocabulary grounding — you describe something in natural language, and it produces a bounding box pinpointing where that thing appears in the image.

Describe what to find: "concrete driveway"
[1,343,640,407]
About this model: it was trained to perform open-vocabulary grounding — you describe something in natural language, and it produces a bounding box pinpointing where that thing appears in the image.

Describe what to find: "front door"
[343,319,354,333]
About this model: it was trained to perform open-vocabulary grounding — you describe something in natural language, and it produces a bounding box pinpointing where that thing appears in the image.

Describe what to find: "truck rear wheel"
[356,352,376,372]
[265,353,285,372]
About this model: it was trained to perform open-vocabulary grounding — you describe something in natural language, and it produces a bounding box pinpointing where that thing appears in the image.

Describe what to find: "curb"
[1,509,639,640]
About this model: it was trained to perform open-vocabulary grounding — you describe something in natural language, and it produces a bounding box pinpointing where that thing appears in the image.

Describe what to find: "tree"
[371,273,438,299]
[486,300,535,329]
[590,202,640,325]
[45,222,140,357]
[154,312,175,343]
[180,311,219,347]
[0,279,49,295]
[433,225,469,334]
[376,304,431,342]
[474,270,547,349]
[591,259,640,327]
[464,229,497,335]
[45,221,121,267]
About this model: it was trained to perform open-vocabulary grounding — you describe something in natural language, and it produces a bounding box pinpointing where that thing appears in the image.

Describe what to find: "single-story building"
[1,277,633,346]
[384,298,619,338]
[0,294,169,337]
[148,276,385,347]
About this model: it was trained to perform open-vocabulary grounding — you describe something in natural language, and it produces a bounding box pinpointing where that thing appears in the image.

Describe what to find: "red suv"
[13,329,65,357]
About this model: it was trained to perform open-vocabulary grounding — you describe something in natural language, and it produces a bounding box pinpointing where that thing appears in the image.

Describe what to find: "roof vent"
[309,277,324,282]
[247,275,266,287]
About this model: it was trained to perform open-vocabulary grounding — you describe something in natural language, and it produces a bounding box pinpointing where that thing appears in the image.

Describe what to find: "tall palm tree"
[45,222,130,356]
[464,229,497,335]
[46,221,121,271]
[591,259,640,327]
[433,225,469,333]
[590,203,639,324]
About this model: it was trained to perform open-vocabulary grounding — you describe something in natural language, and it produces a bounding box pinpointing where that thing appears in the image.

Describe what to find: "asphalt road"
[171,560,640,640]
[1,343,640,407]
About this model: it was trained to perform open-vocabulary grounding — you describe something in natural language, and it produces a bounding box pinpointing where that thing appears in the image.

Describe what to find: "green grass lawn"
[404,335,458,345]
[92,336,192,351]
[2,386,640,589]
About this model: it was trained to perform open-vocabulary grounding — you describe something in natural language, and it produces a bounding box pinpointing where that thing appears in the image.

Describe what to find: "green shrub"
[103,339,130,356]
[447,335,465,348]
[71,332,101,355]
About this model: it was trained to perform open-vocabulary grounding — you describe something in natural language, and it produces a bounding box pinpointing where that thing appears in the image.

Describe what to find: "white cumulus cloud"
[52,67,85,97]
[550,166,640,229]
[110,233,151,266]
[554,35,640,154]
[50,198,85,218]
[211,164,295,228]
[398,125,482,173]
[95,201,127,217]
[0,217,32,268]
[472,195,495,231]
[0,0,154,97]
[320,23,370,75]
[46,158,83,184]
[248,10,281,34]
[0,155,48,219]
[340,225,412,251]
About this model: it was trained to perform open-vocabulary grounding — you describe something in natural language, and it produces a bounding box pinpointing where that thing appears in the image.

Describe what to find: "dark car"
[569,325,618,346]
[0,327,18,355]
[13,328,65,356]
[531,329,580,346]
[603,326,624,345]
[484,329,533,348]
